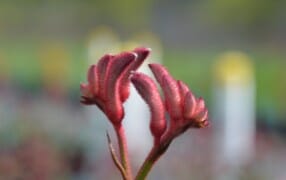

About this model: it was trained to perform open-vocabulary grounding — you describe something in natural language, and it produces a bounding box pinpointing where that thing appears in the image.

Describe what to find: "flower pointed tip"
[183,91,196,119]
[123,51,138,60]
[131,52,138,59]
[80,83,89,94]
[130,71,143,80]
[204,120,210,127]
[87,64,97,79]
[149,63,170,87]
[148,63,159,69]
[102,53,114,59]
[80,82,87,88]
[148,63,161,73]
[199,118,210,128]
[135,46,151,51]
[134,47,152,58]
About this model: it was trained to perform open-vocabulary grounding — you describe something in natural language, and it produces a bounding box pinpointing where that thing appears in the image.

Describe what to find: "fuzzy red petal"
[104,52,136,123]
[177,80,190,101]
[87,65,99,95]
[119,47,151,102]
[161,75,182,120]
[148,63,170,86]
[97,54,113,98]
[194,97,205,116]
[131,72,166,138]
[183,91,197,119]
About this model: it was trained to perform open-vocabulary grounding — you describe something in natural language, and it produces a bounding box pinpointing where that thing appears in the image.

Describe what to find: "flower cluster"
[80,47,150,124]
[131,64,209,143]
[80,47,209,180]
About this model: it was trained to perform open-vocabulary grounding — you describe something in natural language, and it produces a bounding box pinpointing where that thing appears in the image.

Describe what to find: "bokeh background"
[0,0,286,179]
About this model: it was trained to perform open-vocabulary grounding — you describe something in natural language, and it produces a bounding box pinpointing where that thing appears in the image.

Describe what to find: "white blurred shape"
[212,52,256,178]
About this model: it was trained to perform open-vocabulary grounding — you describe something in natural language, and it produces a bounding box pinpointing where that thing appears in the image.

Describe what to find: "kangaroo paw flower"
[131,63,209,144]
[80,47,210,180]
[80,48,152,124]
[148,63,209,138]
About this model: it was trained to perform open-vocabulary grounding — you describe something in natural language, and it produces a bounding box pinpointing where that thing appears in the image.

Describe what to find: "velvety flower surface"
[80,47,151,124]
[131,63,209,140]
[130,72,167,140]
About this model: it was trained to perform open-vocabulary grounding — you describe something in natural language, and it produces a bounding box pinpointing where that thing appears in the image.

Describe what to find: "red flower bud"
[97,54,113,98]
[119,47,151,102]
[131,72,167,139]
[148,63,170,86]
[161,75,182,120]
[177,80,190,99]
[148,63,209,136]
[80,50,138,124]
[183,91,197,119]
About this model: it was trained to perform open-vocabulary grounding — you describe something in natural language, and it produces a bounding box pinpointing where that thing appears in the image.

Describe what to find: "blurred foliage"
[94,0,153,27]
[0,0,153,36]
[202,0,284,27]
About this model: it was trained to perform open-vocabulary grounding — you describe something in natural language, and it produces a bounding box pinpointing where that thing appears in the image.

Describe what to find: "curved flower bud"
[131,72,167,139]
[183,91,197,119]
[148,63,170,86]
[177,80,189,100]
[97,54,113,98]
[104,52,137,124]
[194,97,205,116]
[132,47,151,70]
[119,47,151,102]
[81,50,137,125]
[147,63,209,139]
[183,95,209,128]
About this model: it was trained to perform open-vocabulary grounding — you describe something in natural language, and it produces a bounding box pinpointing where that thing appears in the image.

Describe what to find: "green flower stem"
[135,136,174,180]
[114,124,133,180]
[135,145,159,180]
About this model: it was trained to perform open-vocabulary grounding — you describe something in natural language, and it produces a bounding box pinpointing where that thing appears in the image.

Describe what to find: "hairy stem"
[114,124,133,180]
[135,145,159,180]
[135,138,172,180]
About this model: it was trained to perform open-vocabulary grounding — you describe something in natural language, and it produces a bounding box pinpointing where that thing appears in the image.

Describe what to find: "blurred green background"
[0,0,286,179]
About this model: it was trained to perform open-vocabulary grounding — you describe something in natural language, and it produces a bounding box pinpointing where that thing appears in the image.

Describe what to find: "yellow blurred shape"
[39,43,69,87]
[121,41,139,51]
[214,51,254,85]
[87,27,163,65]
[87,26,120,63]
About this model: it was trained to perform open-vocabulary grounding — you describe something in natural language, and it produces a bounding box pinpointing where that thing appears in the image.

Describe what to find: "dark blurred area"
[0,0,286,179]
